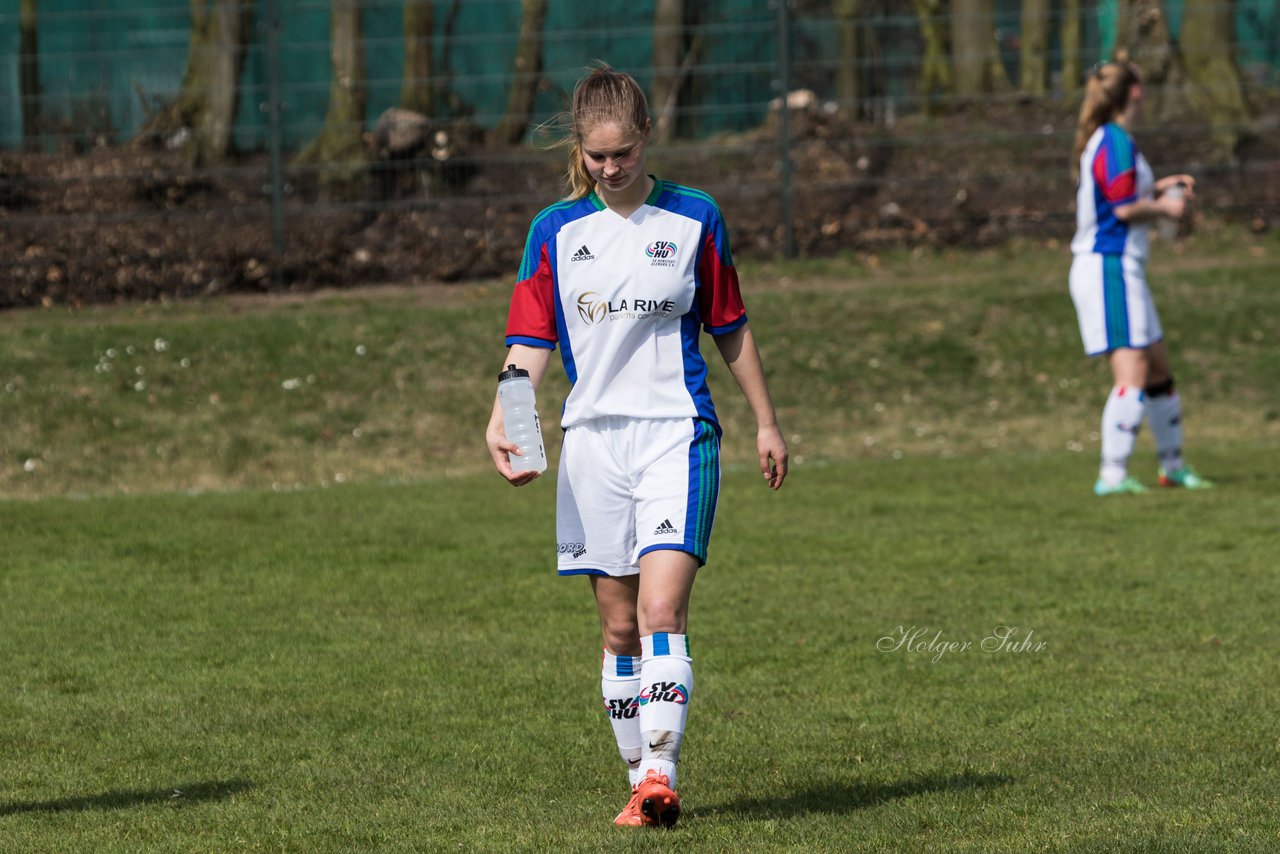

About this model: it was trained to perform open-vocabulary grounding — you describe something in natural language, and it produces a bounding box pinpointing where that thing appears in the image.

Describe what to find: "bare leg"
[637,549,699,636]
[1108,346,1150,388]
[1144,340,1172,387]
[592,574,641,656]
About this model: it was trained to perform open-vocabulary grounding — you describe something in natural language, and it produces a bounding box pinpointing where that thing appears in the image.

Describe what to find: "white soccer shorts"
[556,416,721,577]
[1069,252,1163,356]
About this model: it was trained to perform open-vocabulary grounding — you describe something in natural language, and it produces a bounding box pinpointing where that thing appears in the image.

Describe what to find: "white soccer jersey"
[505,179,747,430]
[1072,123,1155,261]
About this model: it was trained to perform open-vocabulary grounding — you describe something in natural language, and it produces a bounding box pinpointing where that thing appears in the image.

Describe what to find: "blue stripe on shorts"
[682,418,720,565]
[1103,255,1131,350]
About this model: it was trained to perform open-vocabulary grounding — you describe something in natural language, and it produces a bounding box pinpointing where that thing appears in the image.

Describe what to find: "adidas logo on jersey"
[571,244,595,262]
[654,519,678,536]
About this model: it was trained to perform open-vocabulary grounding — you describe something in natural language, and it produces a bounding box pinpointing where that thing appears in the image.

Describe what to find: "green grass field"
[2,228,1278,851]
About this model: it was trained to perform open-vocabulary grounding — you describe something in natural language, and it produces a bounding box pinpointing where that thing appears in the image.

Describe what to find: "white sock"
[1100,385,1145,485]
[1145,390,1184,472]
[638,633,692,790]
[601,649,643,787]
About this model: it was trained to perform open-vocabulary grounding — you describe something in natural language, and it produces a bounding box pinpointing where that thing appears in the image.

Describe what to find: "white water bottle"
[1158,183,1185,242]
[497,364,547,474]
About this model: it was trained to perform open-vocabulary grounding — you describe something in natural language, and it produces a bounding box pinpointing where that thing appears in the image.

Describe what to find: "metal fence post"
[263,0,286,285]
[774,0,796,259]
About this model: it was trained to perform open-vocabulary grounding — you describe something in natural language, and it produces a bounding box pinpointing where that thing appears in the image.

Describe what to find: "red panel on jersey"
[1092,145,1136,204]
[697,230,745,332]
[505,243,558,344]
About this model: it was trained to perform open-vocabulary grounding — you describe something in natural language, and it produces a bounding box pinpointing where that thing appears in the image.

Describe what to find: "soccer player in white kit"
[484,66,788,827]
[1068,61,1213,495]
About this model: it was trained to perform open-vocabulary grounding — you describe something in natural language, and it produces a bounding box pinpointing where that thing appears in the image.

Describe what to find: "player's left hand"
[1157,174,1196,199]
[757,424,789,491]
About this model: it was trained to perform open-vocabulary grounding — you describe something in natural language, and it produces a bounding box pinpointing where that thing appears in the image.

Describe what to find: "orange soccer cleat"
[635,769,681,828]
[613,785,645,827]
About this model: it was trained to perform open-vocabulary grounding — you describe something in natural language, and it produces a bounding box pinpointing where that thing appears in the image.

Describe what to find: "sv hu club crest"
[645,240,678,260]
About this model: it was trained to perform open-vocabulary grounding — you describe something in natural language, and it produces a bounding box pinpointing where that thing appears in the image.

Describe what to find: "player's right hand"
[487,430,541,487]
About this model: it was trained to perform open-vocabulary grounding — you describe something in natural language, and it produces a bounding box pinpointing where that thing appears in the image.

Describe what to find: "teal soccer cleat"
[1094,476,1149,496]
[1158,465,1215,490]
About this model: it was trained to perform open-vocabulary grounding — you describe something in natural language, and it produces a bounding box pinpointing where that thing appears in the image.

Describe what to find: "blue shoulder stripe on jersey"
[517,197,598,281]
[665,183,722,213]
[517,199,573,281]
[1102,124,1134,175]
[528,197,582,231]
[656,181,735,267]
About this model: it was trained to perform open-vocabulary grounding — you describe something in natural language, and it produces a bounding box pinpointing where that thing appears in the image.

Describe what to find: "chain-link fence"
[2,0,1277,307]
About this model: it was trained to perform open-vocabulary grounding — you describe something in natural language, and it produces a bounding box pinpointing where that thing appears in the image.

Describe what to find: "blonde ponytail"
[565,138,595,200]
[1071,61,1142,178]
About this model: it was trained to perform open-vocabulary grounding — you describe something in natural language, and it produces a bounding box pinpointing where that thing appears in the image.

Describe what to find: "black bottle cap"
[498,363,529,382]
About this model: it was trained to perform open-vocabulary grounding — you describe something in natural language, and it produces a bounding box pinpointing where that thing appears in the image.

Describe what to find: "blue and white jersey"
[1071,123,1155,262]
[505,179,746,431]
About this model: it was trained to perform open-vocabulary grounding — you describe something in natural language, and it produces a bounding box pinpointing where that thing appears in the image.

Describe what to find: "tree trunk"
[400,0,434,115]
[1113,0,1177,116]
[951,0,1011,98]
[198,0,250,163]
[1060,0,1081,95]
[1019,0,1049,96]
[914,0,953,107]
[20,0,40,151]
[652,0,683,143]
[436,0,470,118]
[834,0,861,117]
[493,0,548,146]
[1180,0,1250,157]
[295,0,367,179]
[139,0,252,165]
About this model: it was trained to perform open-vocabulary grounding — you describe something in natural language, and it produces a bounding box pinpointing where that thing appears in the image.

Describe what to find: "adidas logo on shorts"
[571,244,595,262]
[654,519,678,536]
